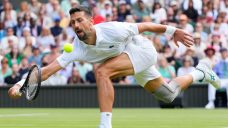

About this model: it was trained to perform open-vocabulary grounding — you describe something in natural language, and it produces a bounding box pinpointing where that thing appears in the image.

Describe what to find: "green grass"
[0,108,228,128]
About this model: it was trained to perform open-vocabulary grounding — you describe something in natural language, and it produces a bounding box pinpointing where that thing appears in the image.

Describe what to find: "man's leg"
[143,59,221,103]
[95,53,134,128]
[205,84,216,109]
[144,75,194,103]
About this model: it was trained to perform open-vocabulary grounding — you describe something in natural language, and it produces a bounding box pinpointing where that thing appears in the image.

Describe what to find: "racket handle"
[15,90,22,96]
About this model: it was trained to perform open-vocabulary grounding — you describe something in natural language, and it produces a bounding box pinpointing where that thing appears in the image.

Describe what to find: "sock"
[190,69,204,82]
[100,112,112,128]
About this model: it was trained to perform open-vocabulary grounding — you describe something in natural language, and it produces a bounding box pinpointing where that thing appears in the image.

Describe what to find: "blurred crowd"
[0,0,228,86]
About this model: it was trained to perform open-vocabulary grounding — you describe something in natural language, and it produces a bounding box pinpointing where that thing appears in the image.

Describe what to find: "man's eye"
[78,19,83,22]
[71,21,75,24]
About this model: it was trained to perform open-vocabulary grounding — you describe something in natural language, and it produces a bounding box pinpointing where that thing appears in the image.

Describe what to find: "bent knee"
[95,67,111,79]
[153,81,181,103]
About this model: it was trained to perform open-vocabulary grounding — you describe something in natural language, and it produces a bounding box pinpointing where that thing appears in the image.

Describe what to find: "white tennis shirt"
[57,22,139,68]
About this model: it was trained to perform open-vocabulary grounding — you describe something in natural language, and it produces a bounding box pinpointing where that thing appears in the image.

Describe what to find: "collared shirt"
[213,58,228,79]
[57,22,139,68]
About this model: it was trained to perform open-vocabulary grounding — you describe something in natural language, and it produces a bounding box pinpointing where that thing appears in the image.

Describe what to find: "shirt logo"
[109,45,114,48]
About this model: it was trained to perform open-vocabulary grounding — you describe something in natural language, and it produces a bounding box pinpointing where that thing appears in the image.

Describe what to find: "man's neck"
[83,28,96,45]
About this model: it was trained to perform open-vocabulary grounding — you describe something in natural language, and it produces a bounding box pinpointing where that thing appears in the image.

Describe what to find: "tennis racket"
[19,65,41,101]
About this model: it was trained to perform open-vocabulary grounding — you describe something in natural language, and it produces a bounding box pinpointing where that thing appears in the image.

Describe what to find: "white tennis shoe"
[196,59,221,89]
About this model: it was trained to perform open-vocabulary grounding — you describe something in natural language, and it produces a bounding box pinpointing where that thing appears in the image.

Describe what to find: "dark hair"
[69,5,92,17]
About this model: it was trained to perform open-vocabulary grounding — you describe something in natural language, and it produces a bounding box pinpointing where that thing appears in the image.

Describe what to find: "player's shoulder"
[94,21,132,29]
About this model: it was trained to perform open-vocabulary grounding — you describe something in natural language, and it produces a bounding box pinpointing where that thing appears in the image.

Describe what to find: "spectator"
[60,0,72,15]
[58,31,72,50]
[169,0,180,18]
[18,57,29,77]
[132,0,150,22]
[194,22,208,43]
[37,4,53,28]
[162,44,176,66]
[183,0,198,23]
[75,61,93,82]
[183,47,198,66]
[28,0,42,15]
[28,46,43,66]
[166,7,178,24]
[100,1,112,18]
[177,56,195,76]
[206,48,228,109]
[204,46,219,67]
[97,0,108,10]
[58,63,74,81]
[14,17,25,37]
[18,1,37,20]
[210,32,223,52]
[92,5,105,24]
[192,32,206,59]
[68,67,84,84]
[50,17,63,37]
[37,27,55,52]
[18,27,36,52]
[4,63,21,85]
[178,14,194,33]
[5,46,23,67]
[0,22,5,41]
[48,0,62,20]
[0,2,17,24]
[117,0,130,22]
[151,2,167,23]
[157,55,176,82]
[45,44,61,64]
[220,0,228,15]
[0,57,12,79]
[182,0,202,15]
[59,10,70,29]
[86,64,98,83]
[125,15,135,23]
[30,18,42,37]
[111,7,118,21]
[42,55,67,86]
[0,27,18,54]
[22,12,33,27]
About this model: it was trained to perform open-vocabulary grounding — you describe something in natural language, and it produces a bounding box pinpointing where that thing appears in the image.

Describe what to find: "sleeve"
[99,22,139,42]
[56,40,80,68]
[116,22,139,37]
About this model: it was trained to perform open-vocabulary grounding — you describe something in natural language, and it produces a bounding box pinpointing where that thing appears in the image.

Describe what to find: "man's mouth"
[76,30,83,35]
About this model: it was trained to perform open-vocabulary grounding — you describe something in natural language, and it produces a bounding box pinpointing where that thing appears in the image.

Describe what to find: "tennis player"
[9,5,221,128]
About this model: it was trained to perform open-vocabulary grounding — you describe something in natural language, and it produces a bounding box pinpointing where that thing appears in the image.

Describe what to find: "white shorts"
[123,36,161,87]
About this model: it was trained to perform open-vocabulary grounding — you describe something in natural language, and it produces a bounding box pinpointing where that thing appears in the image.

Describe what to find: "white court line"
[0,113,49,118]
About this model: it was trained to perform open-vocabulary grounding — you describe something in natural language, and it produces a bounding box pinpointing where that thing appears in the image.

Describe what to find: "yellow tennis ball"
[64,43,73,53]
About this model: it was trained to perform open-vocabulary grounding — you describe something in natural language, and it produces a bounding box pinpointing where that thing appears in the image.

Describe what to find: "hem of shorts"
[140,75,162,87]
[122,51,137,74]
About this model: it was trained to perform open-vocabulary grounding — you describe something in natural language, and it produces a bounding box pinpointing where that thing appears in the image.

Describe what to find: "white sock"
[190,69,204,82]
[100,112,112,128]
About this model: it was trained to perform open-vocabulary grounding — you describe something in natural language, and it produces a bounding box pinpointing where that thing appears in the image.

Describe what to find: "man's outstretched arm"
[137,22,194,47]
[8,60,63,99]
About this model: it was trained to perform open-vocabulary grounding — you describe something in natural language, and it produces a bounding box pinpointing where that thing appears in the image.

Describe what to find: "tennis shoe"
[196,59,221,89]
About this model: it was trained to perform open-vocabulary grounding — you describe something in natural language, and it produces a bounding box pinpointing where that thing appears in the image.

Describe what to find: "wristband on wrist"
[16,79,26,87]
[164,26,176,36]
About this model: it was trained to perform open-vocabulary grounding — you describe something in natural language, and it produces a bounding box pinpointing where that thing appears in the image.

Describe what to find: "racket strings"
[27,69,39,97]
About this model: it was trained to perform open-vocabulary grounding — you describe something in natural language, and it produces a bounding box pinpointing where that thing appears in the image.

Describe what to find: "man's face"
[221,51,228,59]
[70,11,93,41]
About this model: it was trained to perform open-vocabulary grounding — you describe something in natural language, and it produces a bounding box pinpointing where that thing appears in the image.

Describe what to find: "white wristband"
[16,79,26,87]
[164,26,176,36]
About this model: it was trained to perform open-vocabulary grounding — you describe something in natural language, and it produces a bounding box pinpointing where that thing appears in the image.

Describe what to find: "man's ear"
[90,17,94,25]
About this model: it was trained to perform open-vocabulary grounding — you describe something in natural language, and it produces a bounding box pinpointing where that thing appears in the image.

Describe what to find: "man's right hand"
[8,84,22,99]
